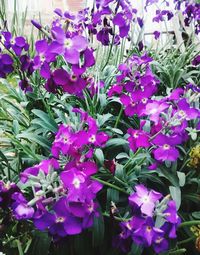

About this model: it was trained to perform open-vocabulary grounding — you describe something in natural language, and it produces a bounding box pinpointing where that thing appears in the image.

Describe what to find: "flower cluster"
[10,109,108,239]
[88,0,137,46]
[0,31,34,91]
[147,0,200,34]
[0,180,34,220]
[108,54,199,163]
[115,184,181,254]
[0,11,95,95]
[182,1,200,34]
[128,89,199,162]
[108,54,159,117]
[0,2,199,254]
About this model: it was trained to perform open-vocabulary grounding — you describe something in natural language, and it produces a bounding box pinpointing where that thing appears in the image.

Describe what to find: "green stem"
[91,176,129,195]
[113,176,127,187]
[178,236,196,245]
[101,39,114,71]
[124,148,141,170]
[179,220,200,228]
[16,239,24,255]
[102,212,131,222]
[114,106,123,128]
[169,249,186,255]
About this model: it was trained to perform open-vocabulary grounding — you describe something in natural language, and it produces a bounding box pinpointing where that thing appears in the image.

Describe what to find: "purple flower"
[60,167,102,202]
[153,30,160,39]
[144,101,168,124]
[12,192,34,220]
[168,88,184,100]
[97,27,112,46]
[129,184,162,216]
[153,234,169,253]
[0,181,20,209]
[61,168,86,192]
[34,198,82,237]
[0,53,14,78]
[52,68,87,96]
[19,79,33,93]
[153,10,174,23]
[120,94,139,116]
[137,17,144,28]
[186,83,200,93]
[176,98,199,121]
[51,124,77,158]
[108,84,123,97]
[161,218,181,239]
[20,158,59,183]
[20,55,34,74]
[34,39,56,78]
[133,217,164,247]
[127,129,150,152]
[31,20,42,30]
[72,48,95,76]
[1,32,29,55]
[192,55,200,66]
[164,200,180,224]
[51,26,88,64]
[113,10,133,38]
[152,134,181,162]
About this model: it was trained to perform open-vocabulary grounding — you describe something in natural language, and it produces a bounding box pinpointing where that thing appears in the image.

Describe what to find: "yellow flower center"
[146,226,152,232]
[73,177,81,189]
[89,135,96,143]
[178,110,186,118]
[163,144,170,150]
[56,217,65,223]
[64,38,72,48]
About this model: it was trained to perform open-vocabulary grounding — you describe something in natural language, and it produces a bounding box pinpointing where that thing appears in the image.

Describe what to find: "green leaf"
[29,231,51,255]
[17,133,51,150]
[94,148,104,165]
[106,138,128,148]
[97,113,112,126]
[177,172,186,187]
[13,120,19,135]
[192,212,200,219]
[169,186,181,210]
[116,152,129,159]
[0,149,8,163]
[115,163,125,180]
[107,188,119,203]
[158,167,179,187]
[32,109,58,133]
[129,243,143,255]
[16,239,24,255]
[92,213,105,247]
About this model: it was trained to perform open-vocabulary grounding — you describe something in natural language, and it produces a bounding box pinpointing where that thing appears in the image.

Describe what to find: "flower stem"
[102,212,131,222]
[169,248,186,255]
[178,236,195,245]
[91,176,129,195]
[149,122,168,141]
[179,220,200,228]
[114,106,123,128]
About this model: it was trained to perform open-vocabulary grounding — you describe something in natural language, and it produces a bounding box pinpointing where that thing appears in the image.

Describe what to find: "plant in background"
[0,0,200,255]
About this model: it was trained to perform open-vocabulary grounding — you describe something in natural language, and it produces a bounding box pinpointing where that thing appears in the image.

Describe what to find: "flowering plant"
[0,0,200,254]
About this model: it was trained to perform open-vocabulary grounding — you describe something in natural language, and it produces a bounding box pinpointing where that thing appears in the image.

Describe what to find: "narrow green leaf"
[169,186,181,210]
[32,109,58,133]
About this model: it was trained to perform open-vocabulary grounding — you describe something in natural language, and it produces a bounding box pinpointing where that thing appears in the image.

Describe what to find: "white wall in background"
[5,0,199,47]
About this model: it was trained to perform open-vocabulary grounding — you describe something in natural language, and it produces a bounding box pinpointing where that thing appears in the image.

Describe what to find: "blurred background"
[1,0,200,50]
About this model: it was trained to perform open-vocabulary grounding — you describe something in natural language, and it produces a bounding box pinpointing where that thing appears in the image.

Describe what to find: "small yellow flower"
[190,226,200,252]
[188,145,200,169]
